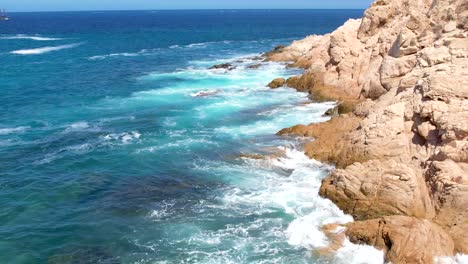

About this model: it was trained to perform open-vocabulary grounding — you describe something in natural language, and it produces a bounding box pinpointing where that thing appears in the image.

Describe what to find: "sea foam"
[89,52,140,60]
[10,43,81,55]
[0,126,30,135]
[0,34,63,41]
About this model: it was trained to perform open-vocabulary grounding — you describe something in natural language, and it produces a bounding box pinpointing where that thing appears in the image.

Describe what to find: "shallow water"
[0,10,389,263]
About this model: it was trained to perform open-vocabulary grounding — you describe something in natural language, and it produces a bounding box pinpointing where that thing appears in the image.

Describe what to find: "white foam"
[135,138,218,154]
[435,254,468,264]
[456,255,468,264]
[102,131,141,144]
[335,239,385,264]
[149,200,176,220]
[0,34,63,41]
[10,43,81,55]
[214,102,333,137]
[192,146,384,263]
[69,121,89,129]
[190,89,220,97]
[88,48,160,60]
[62,121,103,134]
[187,43,207,48]
[89,52,139,60]
[168,40,236,51]
[0,126,30,135]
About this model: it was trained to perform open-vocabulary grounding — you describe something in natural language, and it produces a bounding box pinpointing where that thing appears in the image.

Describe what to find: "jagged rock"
[263,45,286,58]
[315,224,346,256]
[320,159,435,220]
[209,63,235,70]
[323,106,339,117]
[285,74,315,93]
[267,78,286,89]
[271,0,468,258]
[346,216,455,264]
[419,46,452,67]
[247,63,261,69]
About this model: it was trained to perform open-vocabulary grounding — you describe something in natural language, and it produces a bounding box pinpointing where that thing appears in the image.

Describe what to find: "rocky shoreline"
[264,0,468,263]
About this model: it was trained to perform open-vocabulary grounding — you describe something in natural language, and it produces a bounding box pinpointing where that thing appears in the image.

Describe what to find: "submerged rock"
[247,63,262,69]
[238,153,266,160]
[314,224,346,256]
[190,89,220,97]
[208,63,235,70]
[263,45,286,58]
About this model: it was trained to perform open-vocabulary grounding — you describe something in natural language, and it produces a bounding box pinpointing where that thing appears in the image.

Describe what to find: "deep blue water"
[0,10,381,264]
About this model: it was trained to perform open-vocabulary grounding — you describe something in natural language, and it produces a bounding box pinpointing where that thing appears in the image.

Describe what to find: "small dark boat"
[0,9,10,21]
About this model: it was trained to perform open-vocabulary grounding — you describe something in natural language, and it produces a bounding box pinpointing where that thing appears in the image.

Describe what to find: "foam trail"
[190,145,384,263]
[0,34,63,41]
[89,53,139,60]
[0,126,30,135]
[436,254,468,264]
[10,43,81,55]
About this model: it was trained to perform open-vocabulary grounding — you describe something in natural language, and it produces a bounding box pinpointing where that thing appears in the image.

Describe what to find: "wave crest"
[10,43,82,55]
[0,34,64,41]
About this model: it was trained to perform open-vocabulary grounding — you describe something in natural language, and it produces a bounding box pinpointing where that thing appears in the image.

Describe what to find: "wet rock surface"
[208,63,236,70]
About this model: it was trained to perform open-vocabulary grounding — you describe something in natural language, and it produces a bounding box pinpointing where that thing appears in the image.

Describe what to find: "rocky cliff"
[268,0,468,263]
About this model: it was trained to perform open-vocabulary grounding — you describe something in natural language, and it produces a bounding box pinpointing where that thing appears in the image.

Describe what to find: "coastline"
[1,7,465,263]
[264,0,468,263]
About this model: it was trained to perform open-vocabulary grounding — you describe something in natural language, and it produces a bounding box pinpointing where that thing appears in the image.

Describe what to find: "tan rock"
[278,115,363,168]
[285,74,315,93]
[346,216,455,264]
[320,159,435,220]
[314,224,346,256]
[444,21,458,33]
[419,46,452,67]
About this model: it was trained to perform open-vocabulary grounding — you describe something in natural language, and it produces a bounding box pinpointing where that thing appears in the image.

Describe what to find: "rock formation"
[269,0,468,262]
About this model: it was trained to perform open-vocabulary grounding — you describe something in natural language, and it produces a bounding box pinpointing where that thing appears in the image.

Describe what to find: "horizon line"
[7,8,366,13]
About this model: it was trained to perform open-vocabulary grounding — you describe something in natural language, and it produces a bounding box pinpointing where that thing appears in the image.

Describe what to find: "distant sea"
[0,10,383,263]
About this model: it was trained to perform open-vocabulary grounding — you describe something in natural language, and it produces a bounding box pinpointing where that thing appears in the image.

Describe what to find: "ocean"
[0,10,383,263]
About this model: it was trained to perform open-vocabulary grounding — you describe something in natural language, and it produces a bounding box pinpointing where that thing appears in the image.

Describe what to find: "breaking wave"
[0,34,64,41]
[10,43,82,55]
[0,126,30,135]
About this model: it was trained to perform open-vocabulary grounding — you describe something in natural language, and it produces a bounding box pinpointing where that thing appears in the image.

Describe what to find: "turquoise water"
[0,10,384,263]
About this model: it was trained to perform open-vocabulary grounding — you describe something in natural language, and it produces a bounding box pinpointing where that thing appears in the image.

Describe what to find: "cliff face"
[269,0,468,262]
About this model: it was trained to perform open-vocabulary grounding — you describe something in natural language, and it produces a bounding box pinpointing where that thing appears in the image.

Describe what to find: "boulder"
[208,63,235,70]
